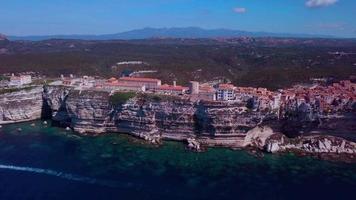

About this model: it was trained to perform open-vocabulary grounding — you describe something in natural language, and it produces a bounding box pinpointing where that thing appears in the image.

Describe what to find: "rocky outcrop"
[243,126,275,148]
[187,137,202,151]
[0,86,44,124]
[244,126,356,160]
[265,134,356,154]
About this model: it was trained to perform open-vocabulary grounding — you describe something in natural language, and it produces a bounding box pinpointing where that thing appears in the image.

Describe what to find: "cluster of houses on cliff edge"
[5,74,32,87]
[57,75,271,102]
[281,80,356,113]
[9,74,32,86]
[53,74,356,113]
[1,72,354,115]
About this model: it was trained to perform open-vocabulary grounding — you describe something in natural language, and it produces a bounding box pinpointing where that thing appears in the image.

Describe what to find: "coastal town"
[1,70,355,158]
[1,72,355,115]
[2,0,356,198]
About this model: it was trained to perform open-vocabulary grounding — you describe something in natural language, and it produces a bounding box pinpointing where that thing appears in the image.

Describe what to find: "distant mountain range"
[7,27,335,41]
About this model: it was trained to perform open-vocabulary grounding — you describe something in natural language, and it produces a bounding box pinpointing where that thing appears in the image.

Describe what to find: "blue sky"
[0,0,355,37]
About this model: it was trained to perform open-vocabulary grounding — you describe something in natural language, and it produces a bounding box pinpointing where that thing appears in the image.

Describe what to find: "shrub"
[0,75,9,81]
[138,93,181,102]
[0,86,36,95]
[109,92,136,107]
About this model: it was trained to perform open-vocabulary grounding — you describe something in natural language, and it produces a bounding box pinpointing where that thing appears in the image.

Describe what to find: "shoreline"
[2,119,356,163]
[1,119,356,200]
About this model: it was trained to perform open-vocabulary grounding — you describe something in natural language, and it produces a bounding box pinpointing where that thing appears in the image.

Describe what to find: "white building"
[9,75,32,87]
[216,84,235,101]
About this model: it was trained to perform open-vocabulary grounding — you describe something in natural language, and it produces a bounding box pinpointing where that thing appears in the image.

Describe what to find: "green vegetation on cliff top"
[0,75,9,81]
[138,93,183,102]
[109,92,136,107]
[0,86,37,95]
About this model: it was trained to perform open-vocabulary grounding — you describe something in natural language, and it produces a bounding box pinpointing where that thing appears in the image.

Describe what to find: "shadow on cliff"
[194,103,216,136]
[41,95,53,120]
[42,87,72,127]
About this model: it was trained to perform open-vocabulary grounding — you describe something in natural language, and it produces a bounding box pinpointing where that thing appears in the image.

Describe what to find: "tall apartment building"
[216,84,235,101]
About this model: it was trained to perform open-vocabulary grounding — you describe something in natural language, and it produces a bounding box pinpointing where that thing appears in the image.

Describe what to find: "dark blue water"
[0,121,355,200]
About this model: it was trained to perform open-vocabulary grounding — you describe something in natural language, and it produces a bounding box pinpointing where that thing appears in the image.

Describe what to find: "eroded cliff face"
[65,90,114,134]
[194,101,273,147]
[1,85,355,160]
[43,85,71,124]
[117,98,196,142]
[50,89,277,147]
[0,86,43,124]
[280,99,356,141]
[43,87,356,151]
[50,89,268,147]
[195,101,263,135]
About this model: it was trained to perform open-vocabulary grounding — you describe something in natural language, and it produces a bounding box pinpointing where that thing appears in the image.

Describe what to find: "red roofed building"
[118,77,161,89]
[101,81,146,92]
[62,78,76,86]
[99,77,146,92]
[108,77,118,83]
[198,85,216,101]
[155,84,188,95]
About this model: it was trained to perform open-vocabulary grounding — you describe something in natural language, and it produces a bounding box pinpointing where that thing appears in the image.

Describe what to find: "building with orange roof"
[62,78,76,86]
[155,84,188,95]
[117,77,161,89]
[108,77,118,83]
[102,81,146,92]
[197,85,216,101]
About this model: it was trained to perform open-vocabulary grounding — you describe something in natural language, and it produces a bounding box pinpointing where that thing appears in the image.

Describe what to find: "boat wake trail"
[0,164,135,189]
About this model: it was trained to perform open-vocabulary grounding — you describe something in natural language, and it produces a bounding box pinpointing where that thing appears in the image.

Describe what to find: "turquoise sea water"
[0,121,355,200]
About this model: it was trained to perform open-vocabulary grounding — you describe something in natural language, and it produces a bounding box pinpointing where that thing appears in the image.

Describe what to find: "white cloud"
[317,23,346,30]
[233,7,247,14]
[306,0,338,8]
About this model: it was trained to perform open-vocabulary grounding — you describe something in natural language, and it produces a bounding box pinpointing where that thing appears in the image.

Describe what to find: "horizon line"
[3,26,355,39]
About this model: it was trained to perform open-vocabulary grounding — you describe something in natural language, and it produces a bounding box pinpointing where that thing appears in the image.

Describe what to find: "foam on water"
[0,164,131,188]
